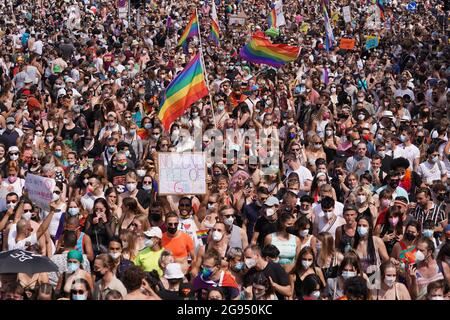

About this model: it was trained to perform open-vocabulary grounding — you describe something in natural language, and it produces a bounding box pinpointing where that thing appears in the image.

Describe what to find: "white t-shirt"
[81,192,105,214]
[8,230,38,250]
[417,160,448,185]
[398,144,420,169]
[313,201,344,218]
[32,40,43,55]
[286,166,313,189]
[0,178,25,211]
[178,217,202,253]
[315,214,346,240]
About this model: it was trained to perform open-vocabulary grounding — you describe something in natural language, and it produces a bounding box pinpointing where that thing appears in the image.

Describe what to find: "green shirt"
[134,248,164,276]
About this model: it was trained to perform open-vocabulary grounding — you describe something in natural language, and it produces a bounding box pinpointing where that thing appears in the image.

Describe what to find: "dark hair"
[122,266,146,292]
[321,196,335,210]
[105,289,123,300]
[390,157,410,170]
[63,230,77,248]
[292,246,316,273]
[203,249,221,267]
[382,207,403,235]
[301,274,321,297]
[436,242,450,263]
[295,216,312,234]
[93,197,111,219]
[344,276,369,300]
[426,280,445,298]
[207,287,225,300]
[300,195,314,204]
[353,214,376,265]
[417,237,435,254]
[36,283,56,300]
[252,272,275,298]
[405,220,421,235]
[276,212,294,232]
[261,244,280,259]
[338,252,364,276]
[416,187,431,198]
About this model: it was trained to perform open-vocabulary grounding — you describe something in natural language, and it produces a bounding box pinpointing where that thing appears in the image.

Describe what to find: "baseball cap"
[265,196,280,207]
[8,146,19,153]
[164,263,184,279]
[143,227,162,239]
[6,117,15,124]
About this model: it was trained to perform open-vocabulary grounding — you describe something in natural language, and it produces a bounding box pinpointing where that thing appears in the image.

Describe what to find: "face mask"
[385,143,392,150]
[152,134,161,140]
[129,129,136,135]
[94,270,105,280]
[63,119,69,125]
[430,296,445,300]
[35,131,43,137]
[83,179,89,186]
[144,239,154,248]
[422,229,433,238]
[7,124,14,130]
[224,216,234,226]
[431,156,439,163]
[136,169,146,177]
[245,258,257,269]
[8,176,17,184]
[314,143,322,149]
[52,192,60,202]
[22,211,32,220]
[68,208,79,216]
[142,184,152,191]
[415,250,425,263]
[201,267,214,279]
[353,140,360,146]
[109,252,121,260]
[311,290,321,299]
[72,293,87,301]
[192,112,199,118]
[357,114,365,121]
[233,261,245,272]
[356,195,367,205]
[325,130,333,136]
[144,123,152,130]
[117,161,127,169]
[330,87,336,93]
[54,151,62,158]
[46,136,54,142]
[7,202,17,210]
[386,215,399,226]
[301,260,313,269]
[389,180,399,189]
[342,270,357,279]
[299,229,309,238]
[126,183,137,192]
[405,232,416,242]
[107,146,116,154]
[383,276,396,287]
[124,150,130,158]
[326,211,334,220]
[217,104,225,111]
[167,226,178,234]
[400,135,407,143]
[264,120,272,126]
[67,262,79,273]
[10,154,19,161]
[357,226,369,237]
[212,231,223,242]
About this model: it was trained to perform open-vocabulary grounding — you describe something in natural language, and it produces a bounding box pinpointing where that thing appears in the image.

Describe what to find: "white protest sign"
[158,152,207,195]
[274,0,286,27]
[25,174,56,211]
[343,6,351,23]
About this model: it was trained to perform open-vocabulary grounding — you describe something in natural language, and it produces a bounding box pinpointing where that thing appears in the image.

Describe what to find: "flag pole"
[195,7,218,129]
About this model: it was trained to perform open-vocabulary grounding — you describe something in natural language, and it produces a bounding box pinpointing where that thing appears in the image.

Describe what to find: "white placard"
[158,152,207,195]
[343,6,351,23]
[25,174,56,211]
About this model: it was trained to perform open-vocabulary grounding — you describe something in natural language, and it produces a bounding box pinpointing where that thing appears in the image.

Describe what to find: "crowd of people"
[0,0,448,301]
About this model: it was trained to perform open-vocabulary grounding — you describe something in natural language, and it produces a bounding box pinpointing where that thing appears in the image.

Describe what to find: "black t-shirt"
[136,189,152,209]
[244,261,289,300]
[158,288,183,300]
[61,125,84,141]
[107,166,130,191]
[243,202,262,243]
[254,216,277,246]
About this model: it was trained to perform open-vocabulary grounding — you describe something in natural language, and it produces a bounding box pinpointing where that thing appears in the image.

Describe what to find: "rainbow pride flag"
[196,229,209,239]
[210,1,220,45]
[177,11,199,52]
[267,8,277,28]
[239,32,300,68]
[322,0,334,51]
[158,54,209,131]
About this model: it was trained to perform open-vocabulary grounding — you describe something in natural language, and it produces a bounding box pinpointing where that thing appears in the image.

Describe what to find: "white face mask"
[126,183,137,192]
[356,195,367,205]
[136,169,146,177]
[245,258,257,269]
[224,216,234,226]
[52,192,60,202]
[212,231,223,242]
[109,252,121,260]
[7,124,14,130]
[325,210,334,220]
[301,260,313,269]
[357,226,369,237]
[22,211,32,220]
[342,271,357,279]
[311,290,321,299]
[299,229,309,237]
[430,296,445,300]
[10,154,19,161]
[384,276,396,287]
[415,250,425,263]
[325,130,333,136]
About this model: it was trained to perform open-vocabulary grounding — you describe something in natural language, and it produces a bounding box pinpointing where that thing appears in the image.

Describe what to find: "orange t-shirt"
[162,232,194,259]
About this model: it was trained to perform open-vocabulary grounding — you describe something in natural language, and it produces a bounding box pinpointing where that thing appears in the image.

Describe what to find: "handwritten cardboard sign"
[158,152,207,195]
[25,174,56,211]
[339,38,356,50]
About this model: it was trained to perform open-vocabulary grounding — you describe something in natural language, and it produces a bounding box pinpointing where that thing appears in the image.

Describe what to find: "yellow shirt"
[134,248,164,276]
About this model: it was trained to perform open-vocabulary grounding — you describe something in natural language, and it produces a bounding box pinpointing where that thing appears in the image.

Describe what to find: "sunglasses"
[9,152,19,156]
[143,181,152,185]
[167,223,179,227]
[71,290,86,295]
[24,209,33,213]
[54,190,61,195]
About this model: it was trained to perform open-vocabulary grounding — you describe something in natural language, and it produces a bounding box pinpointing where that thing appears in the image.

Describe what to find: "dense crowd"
[0,0,448,301]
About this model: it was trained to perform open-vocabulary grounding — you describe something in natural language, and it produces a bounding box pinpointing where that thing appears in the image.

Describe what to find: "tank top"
[75,232,86,254]
[300,235,312,250]
[339,225,355,254]
[294,268,320,299]
[229,225,243,250]
[376,284,399,300]
[416,262,445,299]
[270,232,297,265]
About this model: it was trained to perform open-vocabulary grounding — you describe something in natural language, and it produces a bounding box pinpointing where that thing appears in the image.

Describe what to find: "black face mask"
[436,194,446,202]
[167,226,178,234]
[286,226,297,235]
[389,180,399,189]
[150,213,161,221]
[404,232,416,242]
[94,270,105,280]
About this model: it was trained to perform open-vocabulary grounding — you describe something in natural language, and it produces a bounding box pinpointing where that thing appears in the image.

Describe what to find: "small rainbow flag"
[177,11,199,53]
[158,53,209,131]
[267,7,277,28]
[210,1,220,45]
[239,32,300,68]
[196,229,209,239]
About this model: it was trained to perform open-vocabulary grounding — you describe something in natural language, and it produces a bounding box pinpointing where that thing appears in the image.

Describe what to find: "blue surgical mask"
[144,123,152,130]
[201,267,214,279]
[68,208,79,216]
[72,293,87,300]
[54,150,62,158]
[67,262,79,273]
[422,229,433,238]
[233,262,245,272]
[107,146,116,154]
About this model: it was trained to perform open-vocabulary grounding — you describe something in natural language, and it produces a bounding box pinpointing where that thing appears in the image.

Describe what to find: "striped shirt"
[411,202,446,226]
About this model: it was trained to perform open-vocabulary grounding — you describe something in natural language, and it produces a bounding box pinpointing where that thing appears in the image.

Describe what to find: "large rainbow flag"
[158,54,209,131]
[177,11,199,52]
[239,32,300,68]
[210,1,220,45]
